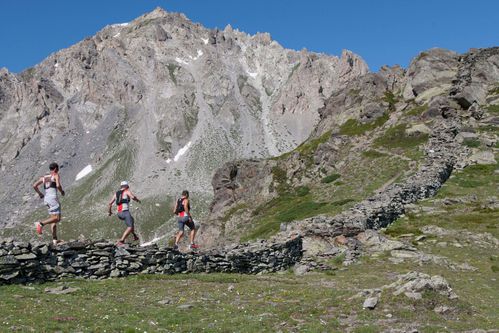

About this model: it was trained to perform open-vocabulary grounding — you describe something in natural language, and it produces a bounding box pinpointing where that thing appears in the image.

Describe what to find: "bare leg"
[51,223,57,240]
[119,227,133,243]
[175,231,184,245]
[41,214,60,226]
[39,215,61,243]
[189,228,197,244]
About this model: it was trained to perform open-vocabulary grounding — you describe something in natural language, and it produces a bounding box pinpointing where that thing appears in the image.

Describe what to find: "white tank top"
[43,175,58,198]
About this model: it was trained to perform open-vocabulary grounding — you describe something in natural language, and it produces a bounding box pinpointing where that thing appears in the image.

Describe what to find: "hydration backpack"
[116,190,129,206]
[175,198,191,214]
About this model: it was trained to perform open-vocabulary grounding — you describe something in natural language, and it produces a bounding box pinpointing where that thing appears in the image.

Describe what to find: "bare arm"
[54,173,65,196]
[108,193,116,216]
[32,177,44,198]
[127,190,141,203]
[184,198,190,216]
[173,198,178,214]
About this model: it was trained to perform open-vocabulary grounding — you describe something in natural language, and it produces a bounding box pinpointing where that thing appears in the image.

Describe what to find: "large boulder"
[450,47,499,108]
[469,151,497,165]
[403,48,459,101]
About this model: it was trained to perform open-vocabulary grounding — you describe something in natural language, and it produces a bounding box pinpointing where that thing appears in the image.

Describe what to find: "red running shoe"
[35,222,43,235]
[115,241,125,247]
[189,244,200,249]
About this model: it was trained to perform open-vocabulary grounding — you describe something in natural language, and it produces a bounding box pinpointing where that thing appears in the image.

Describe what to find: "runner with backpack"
[107,181,141,246]
[173,190,199,250]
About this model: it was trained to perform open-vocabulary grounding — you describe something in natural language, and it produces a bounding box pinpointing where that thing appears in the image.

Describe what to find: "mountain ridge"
[0,8,368,242]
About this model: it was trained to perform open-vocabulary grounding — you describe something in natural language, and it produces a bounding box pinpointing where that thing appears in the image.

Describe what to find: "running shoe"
[115,241,125,247]
[35,222,43,235]
[189,244,200,249]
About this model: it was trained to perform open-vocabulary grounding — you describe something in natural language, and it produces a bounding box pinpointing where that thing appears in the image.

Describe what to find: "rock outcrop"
[205,46,498,251]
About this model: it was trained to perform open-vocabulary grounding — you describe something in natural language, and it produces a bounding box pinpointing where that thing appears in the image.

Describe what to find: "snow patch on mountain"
[174,142,192,162]
[75,165,93,181]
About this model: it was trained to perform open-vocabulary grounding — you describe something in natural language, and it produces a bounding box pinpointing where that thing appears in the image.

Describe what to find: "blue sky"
[0,0,497,73]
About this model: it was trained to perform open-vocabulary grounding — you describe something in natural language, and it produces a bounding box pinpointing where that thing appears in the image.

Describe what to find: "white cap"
[120,181,129,187]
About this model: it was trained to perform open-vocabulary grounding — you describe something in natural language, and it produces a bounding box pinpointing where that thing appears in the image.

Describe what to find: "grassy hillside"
[1,150,497,332]
[237,111,429,241]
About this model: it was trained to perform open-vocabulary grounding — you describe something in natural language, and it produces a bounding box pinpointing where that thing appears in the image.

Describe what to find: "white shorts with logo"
[44,196,61,215]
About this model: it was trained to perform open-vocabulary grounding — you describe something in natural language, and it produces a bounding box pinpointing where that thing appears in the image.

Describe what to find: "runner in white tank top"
[32,162,65,245]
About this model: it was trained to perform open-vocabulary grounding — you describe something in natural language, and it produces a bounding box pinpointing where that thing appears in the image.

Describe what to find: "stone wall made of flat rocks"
[280,119,465,240]
[0,237,302,285]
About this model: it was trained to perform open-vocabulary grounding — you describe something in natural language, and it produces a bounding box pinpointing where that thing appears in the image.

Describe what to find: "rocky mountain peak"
[0,8,369,239]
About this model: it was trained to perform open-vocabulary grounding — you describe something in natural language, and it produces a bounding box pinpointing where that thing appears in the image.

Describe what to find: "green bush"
[382,91,399,111]
[271,166,289,193]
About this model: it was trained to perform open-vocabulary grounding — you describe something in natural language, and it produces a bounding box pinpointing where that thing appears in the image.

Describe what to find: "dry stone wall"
[280,119,465,241]
[0,237,302,285]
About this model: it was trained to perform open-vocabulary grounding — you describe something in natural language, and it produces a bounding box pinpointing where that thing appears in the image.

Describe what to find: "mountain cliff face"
[203,47,498,248]
[0,8,368,240]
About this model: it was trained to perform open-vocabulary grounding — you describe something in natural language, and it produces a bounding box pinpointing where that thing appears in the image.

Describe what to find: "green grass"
[295,186,310,196]
[384,216,424,237]
[436,164,497,198]
[382,91,399,111]
[477,125,499,133]
[272,130,332,162]
[406,104,428,117]
[486,104,499,113]
[361,150,386,159]
[270,166,289,194]
[354,326,381,333]
[488,86,499,95]
[106,110,129,148]
[294,130,331,157]
[0,273,346,332]
[373,123,429,149]
[245,151,412,241]
[321,173,341,184]
[244,192,354,241]
[339,113,389,136]
[183,105,199,132]
[4,151,499,333]
[2,253,487,333]
[462,138,481,148]
[167,63,179,85]
[385,161,499,240]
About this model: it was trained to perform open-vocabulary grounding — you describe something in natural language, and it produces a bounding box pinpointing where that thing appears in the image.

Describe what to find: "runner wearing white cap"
[107,181,141,246]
